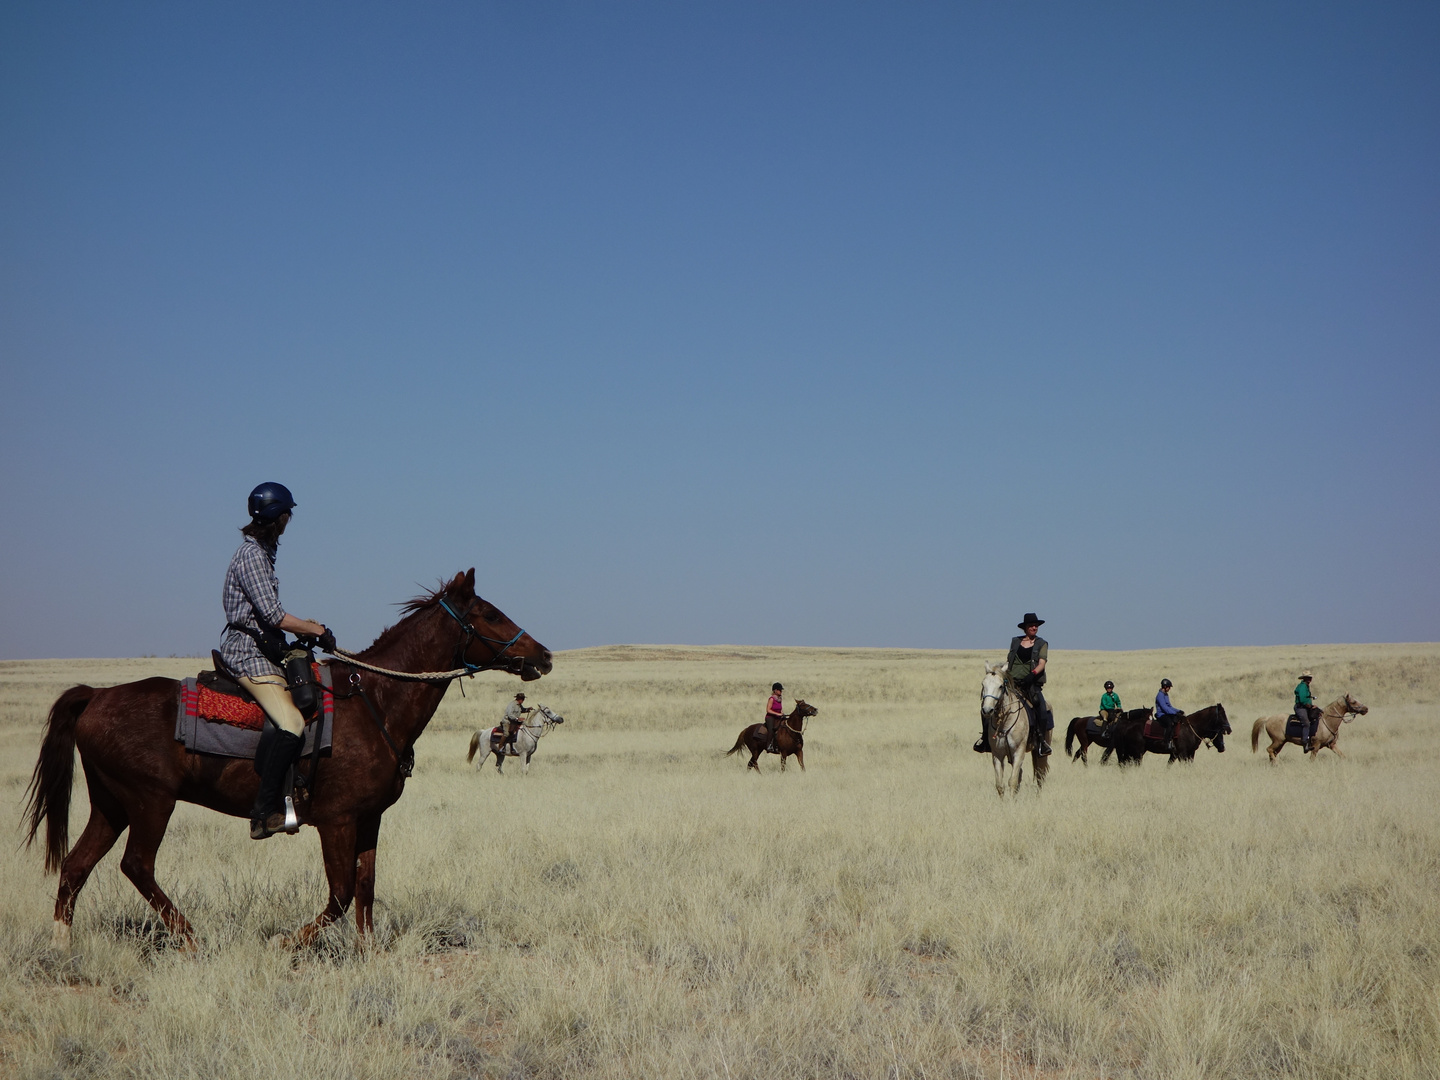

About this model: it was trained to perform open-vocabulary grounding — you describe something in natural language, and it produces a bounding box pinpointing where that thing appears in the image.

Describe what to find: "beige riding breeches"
[239,675,306,737]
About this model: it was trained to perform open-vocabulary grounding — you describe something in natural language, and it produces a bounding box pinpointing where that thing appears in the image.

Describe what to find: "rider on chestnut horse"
[764,682,784,753]
[220,483,335,840]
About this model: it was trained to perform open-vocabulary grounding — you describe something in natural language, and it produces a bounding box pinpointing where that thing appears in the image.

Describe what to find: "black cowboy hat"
[1017,613,1045,629]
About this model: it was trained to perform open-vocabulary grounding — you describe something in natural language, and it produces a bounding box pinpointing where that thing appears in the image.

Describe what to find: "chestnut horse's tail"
[466,730,482,764]
[725,728,752,756]
[24,685,95,873]
[1250,718,1264,753]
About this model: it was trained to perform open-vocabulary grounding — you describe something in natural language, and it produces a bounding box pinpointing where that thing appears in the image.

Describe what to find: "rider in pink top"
[765,683,784,753]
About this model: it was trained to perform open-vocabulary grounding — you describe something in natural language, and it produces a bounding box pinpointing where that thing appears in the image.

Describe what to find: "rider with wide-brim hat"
[976,614,1053,755]
[220,483,334,840]
[502,691,532,749]
[1294,670,1316,752]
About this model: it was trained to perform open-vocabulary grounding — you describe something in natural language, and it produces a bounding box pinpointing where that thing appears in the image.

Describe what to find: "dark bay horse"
[1065,708,1151,764]
[1108,704,1230,765]
[24,569,551,950]
[726,701,817,771]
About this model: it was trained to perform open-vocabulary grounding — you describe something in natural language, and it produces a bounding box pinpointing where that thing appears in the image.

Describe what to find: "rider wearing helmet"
[1294,670,1316,752]
[1154,678,1182,753]
[764,683,784,753]
[221,483,333,840]
[1099,681,1122,728]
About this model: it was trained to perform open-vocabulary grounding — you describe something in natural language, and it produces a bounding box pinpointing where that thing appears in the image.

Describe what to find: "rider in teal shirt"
[1294,670,1315,751]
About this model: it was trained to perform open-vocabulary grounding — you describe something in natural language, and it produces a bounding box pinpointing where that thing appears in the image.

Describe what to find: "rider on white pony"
[975,613,1053,756]
[501,692,531,748]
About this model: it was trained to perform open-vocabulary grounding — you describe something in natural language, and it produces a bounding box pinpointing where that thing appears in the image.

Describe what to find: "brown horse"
[1251,694,1368,763]
[24,569,550,950]
[1065,708,1152,764]
[726,701,817,771]
[1107,704,1231,765]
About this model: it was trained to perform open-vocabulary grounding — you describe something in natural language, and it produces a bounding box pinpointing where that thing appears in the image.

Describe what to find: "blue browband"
[437,597,526,674]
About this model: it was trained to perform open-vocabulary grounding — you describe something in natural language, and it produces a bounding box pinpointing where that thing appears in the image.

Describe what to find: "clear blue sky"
[2,2,1436,658]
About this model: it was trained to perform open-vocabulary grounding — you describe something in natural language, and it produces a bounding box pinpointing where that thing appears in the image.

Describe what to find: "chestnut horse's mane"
[363,578,470,656]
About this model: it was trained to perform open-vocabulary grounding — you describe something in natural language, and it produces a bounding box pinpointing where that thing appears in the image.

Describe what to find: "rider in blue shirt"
[1154,678,1181,753]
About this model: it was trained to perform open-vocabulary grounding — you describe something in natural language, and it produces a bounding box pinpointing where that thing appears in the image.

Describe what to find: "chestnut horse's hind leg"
[793,746,804,771]
[290,818,358,950]
[117,794,196,948]
[353,812,382,942]
[53,769,129,948]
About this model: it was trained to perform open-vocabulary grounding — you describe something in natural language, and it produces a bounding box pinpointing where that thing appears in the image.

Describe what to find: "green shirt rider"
[1293,670,1316,751]
[1099,682,1122,727]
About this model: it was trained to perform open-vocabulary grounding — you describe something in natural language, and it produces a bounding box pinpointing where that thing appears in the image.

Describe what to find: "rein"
[327,596,531,683]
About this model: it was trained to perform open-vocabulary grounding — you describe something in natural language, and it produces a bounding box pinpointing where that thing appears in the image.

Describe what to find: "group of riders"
[224,482,1323,841]
[964,613,1321,756]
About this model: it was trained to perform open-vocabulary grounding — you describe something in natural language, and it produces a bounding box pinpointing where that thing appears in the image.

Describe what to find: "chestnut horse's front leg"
[353,812,382,941]
[289,818,358,949]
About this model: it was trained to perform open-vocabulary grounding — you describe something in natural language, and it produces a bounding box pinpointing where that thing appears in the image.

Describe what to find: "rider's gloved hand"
[317,626,337,654]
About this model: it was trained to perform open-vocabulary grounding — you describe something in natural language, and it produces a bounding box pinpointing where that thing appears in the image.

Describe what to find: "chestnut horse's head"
[1343,694,1369,720]
[432,569,553,681]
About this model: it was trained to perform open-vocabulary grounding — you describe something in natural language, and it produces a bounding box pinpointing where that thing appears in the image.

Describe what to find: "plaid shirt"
[220,536,286,678]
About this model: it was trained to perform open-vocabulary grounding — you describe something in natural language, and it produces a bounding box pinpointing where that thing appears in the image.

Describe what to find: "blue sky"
[1,1,1436,658]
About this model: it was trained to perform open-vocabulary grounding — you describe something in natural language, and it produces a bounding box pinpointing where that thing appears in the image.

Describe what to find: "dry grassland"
[2,643,1438,1079]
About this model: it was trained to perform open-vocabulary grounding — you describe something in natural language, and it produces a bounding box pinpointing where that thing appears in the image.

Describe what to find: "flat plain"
[2,642,1438,1079]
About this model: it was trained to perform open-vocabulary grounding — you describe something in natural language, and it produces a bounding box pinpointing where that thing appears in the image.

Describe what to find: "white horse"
[980,661,1048,797]
[466,703,564,775]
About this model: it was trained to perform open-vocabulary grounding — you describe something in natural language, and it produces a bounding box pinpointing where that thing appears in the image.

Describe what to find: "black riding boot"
[973,720,990,753]
[251,730,303,840]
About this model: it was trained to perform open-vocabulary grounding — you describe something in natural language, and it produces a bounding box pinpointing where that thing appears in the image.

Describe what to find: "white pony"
[980,661,1048,797]
[467,703,564,775]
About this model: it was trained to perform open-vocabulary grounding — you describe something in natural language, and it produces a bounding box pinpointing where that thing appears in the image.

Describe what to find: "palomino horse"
[1065,708,1152,765]
[24,569,551,950]
[726,701,817,771]
[467,703,565,774]
[1251,694,1368,763]
[981,661,1047,796]
[1108,704,1231,765]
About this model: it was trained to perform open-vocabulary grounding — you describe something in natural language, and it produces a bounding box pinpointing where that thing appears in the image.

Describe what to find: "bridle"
[437,597,529,677]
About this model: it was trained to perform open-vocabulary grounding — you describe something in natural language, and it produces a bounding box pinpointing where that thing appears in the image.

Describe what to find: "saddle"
[1285,714,1310,740]
[1143,715,1175,742]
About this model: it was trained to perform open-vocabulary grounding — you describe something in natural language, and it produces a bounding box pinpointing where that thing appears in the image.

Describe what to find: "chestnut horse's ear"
[464,568,476,590]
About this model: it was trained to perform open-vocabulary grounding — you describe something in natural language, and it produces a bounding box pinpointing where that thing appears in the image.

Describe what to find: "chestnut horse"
[24,569,550,950]
[1251,694,1368,763]
[726,701,817,771]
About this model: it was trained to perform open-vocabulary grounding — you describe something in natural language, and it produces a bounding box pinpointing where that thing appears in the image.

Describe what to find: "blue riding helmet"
[248,482,296,522]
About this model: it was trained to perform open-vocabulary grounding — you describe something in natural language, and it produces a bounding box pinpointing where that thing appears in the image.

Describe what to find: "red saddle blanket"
[179,665,332,730]
[1143,717,1170,741]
